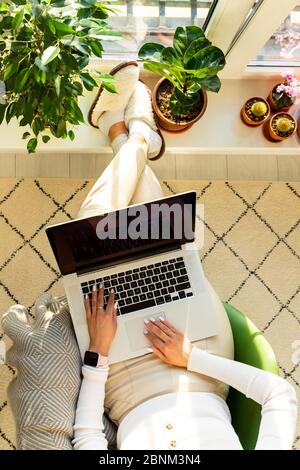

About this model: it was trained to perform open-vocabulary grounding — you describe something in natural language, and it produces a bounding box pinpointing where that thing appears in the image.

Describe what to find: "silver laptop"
[46,191,219,364]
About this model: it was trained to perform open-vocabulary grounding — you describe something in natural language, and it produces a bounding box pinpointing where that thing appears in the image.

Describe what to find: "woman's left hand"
[144,318,192,368]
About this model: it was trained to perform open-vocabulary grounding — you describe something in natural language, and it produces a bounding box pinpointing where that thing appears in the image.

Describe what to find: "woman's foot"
[124,81,165,160]
[88,61,139,129]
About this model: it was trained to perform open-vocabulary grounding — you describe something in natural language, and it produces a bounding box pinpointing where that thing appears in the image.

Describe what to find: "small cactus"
[276,117,293,133]
[251,101,268,117]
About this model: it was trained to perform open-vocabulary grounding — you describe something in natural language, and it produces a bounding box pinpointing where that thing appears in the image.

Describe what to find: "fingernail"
[85,294,89,300]
[144,319,149,324]
[150,317,156,322]
[115,301,118,308]
[100,282,103,289]
[110,288,114,294]
[144,329,148,335]
[92,284,97,291]
[159,316,165,321]
[147,347,153,352]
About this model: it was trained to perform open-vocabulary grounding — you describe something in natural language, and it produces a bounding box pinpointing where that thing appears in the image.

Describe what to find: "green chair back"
[223,302,279,450]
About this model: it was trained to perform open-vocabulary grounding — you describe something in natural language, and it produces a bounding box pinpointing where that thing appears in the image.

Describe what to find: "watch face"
[84,350,99,367]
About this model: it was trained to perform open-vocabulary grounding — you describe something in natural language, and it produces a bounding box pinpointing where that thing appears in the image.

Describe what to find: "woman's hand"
[144,317,192,368]
[84,285,118,356]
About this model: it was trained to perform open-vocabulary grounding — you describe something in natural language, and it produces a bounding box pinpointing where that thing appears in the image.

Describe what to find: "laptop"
[46,191,219,363]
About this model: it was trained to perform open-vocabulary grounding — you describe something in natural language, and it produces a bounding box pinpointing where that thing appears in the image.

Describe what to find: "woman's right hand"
[84,286,118,357]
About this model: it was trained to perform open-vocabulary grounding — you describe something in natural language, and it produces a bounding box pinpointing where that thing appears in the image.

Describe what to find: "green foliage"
[273,90,294,110]
[0,0,121,153]
[138,26,225,116]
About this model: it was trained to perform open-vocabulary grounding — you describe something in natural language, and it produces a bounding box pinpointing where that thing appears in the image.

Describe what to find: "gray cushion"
[2,293,117,450]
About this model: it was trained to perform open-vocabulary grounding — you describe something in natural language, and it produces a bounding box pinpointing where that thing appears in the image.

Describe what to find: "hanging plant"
[0,0,121,153]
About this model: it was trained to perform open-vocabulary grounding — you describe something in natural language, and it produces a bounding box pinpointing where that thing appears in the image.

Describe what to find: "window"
[249,1,300,66]
[102,0,218,57]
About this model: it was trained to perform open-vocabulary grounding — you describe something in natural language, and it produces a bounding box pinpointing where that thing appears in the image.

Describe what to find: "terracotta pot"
[267,83,293,112]
[241,97,270,126]
[268,112,297,141]
[152,77,208,132]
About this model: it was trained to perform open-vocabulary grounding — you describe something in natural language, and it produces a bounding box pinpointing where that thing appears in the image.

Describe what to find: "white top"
[72,346,298,450]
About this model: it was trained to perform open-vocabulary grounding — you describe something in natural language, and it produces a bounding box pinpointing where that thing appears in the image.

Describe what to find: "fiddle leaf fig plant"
[138,26,225,116]
[0,0,121,153]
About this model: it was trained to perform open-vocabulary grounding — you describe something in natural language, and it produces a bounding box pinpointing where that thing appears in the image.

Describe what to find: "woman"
[72,62,297,450]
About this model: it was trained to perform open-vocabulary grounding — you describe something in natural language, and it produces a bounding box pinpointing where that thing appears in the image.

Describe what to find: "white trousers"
[77,139,164,219]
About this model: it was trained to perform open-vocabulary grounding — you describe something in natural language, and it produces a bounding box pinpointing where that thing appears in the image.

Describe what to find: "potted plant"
[241,97,270,126]
[138,26,225,132]
[0,0,120,153]
[268,112,297,141]
[268,71,300,112]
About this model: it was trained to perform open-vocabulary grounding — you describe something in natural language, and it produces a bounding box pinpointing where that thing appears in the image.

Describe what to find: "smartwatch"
[84,350,109,368]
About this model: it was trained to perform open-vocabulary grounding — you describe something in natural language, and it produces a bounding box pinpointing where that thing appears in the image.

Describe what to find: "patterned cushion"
[1,293,117,450]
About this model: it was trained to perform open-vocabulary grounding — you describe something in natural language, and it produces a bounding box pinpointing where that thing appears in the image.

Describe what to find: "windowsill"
[0,68,299,155]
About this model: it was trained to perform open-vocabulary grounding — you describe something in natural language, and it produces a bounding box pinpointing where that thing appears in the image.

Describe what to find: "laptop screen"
[46,191,196,276]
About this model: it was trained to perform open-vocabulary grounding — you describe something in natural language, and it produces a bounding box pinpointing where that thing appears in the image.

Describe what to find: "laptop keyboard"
[80,256,193,316]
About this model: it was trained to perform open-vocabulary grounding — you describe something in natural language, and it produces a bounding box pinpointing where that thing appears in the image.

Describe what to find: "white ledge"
[0,77,299,155]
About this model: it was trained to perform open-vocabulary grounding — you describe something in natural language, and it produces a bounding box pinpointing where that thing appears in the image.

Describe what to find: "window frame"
[206,0,300,79]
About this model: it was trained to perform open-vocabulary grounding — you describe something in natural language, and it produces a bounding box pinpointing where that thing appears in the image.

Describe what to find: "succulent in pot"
[0,0,121,153]
[268,112,297,141]
[241,97,270,126]
[268,71,300,112]
[138,26,225,132]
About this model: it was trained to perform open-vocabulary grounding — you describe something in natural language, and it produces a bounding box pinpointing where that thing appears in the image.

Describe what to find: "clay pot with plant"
[241,97,270,126]
[138,26,225,132]
[0,0,120,153]
[268,72,300,112]
[268,112,297,141]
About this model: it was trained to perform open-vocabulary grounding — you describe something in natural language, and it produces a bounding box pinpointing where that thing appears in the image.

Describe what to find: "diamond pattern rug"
[0,178,299,450]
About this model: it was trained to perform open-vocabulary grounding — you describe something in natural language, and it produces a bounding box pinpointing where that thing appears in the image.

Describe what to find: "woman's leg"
[129,164,164,205]
[77,126,149,219]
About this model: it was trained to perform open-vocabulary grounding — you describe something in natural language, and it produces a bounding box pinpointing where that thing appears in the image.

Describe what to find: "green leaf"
[22,131,31,139]
[183,37,211,66]
[68,129,75,141]
[138,42,164,61]
[55,75,61,96]
[173,26,205,58]
[79,72,97,91]
[56,118,66,137]
[15,68,31,92]
[102,81,117,93]
[198,75,221,93]
[42,135,51,143]
[41,46,60,66]
[88,39,103,57]
[44,16,56,35]
[12,8,24,33]
[143,62,178,89]
[170,87,200,116]
[4,62,19,80]
[27,137,38,154]
[34,57,48,72]
[69,98,84,123]
[52,19,76,36]
[0,3,9,13]
[186,46,225,76]
[0,103,6,125]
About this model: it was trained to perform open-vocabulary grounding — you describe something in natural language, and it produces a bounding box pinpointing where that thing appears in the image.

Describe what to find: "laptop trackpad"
[125,312,166,351]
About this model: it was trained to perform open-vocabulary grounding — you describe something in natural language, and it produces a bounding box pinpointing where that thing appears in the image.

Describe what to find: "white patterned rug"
[0,178,299,449]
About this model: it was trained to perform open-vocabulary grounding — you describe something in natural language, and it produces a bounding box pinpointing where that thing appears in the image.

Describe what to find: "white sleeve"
[187,346,298,450]
[72,365,109,450]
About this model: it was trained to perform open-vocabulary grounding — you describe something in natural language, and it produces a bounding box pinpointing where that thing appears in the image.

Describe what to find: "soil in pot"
[156,80,204,125]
